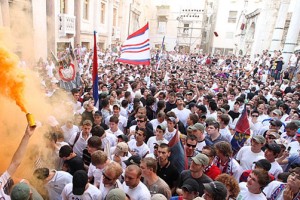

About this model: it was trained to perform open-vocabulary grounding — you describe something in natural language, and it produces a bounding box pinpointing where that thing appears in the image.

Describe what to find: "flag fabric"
[168,127,187,174]
[231,106,251,154]
[92,31,99,106]
[69,43,75,60]
[156,36,165,69]
[117,23,150,65]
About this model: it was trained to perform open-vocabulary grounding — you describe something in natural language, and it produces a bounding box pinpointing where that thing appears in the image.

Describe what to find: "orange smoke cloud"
[0,45,27,113]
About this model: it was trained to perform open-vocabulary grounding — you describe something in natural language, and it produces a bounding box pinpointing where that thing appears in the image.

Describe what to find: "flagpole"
[156,36,165,70]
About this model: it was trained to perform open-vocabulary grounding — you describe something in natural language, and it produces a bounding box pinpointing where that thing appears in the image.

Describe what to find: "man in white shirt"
[105,104,127,133]
[123,165,151,200]
[61,170,101,200]
[236,135,266,170]
[264,143,283,179]
[171,96,191,127]
[69,120,92,158]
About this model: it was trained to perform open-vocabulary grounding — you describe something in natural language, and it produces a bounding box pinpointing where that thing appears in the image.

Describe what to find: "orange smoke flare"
[0,45,27,113]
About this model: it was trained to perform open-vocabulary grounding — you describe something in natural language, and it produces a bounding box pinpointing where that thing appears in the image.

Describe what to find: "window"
[60,0,66,14]
[226,32,234,39]
[228,11,237,23]
[113,8,117,26]
[183,23,189,34]
[83,0,89,20]
[101,2,105,24]
[157,16,167,34]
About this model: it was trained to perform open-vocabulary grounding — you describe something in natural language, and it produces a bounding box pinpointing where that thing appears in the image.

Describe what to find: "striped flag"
[92,31,99,106]
[231,106,251,154]
[117,23,150,65]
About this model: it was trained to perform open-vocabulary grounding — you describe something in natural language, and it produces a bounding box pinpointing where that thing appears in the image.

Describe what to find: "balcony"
[58,14,76,37]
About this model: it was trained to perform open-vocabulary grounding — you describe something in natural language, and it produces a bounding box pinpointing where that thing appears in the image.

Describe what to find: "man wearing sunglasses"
[185,135,199,168]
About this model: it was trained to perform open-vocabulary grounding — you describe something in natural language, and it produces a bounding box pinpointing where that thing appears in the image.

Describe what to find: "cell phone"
[287,146,291,152]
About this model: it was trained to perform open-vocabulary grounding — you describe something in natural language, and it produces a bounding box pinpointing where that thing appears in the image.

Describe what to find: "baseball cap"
[167,117,176,123]
[157,124,166,132]
[182,178,199,192]
[113,104,120,109]
[272,109,282,116]
[191,153,209,166]
[190,123,205,132]
[10,183,30,200]
[203,181,227,197]
[252,135,266,144]
[106,188,126,200]
[114,142,129,156]
[117,134,129,143]
[151,194,167,200]
[254,159,271,171]
[270,97,278,101]
[268,132,280,139]
[123,155,141,166]
[270,119,283,127]
[265,143,281,154]
[73,170,88,195]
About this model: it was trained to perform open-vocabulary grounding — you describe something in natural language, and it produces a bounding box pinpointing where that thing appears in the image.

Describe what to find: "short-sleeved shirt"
[61,183,102,200]
[0,171,11,200]
[157,162,179,190]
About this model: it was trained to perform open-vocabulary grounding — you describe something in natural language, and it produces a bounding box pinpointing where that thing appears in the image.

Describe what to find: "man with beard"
[156,143,179,194]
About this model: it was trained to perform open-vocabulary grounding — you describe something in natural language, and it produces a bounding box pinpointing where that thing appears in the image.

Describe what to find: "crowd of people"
[1,46,300,200]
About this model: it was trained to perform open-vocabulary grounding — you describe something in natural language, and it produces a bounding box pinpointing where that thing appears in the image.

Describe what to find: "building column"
[250,0,278,58]
[74,0,81,46]
[32,0,47,60]
[269,0,290,54]
[282,0,300,69]
[0,0,10,27]
[106,0,113,49]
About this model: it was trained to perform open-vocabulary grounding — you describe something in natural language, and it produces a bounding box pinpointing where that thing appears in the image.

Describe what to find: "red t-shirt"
[205,164,222,180]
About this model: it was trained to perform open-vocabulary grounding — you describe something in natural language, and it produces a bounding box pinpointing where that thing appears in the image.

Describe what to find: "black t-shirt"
[165,102,177,113]
[228,110,240,121]
[65,155,85,175]
[157,161,179,190]
[178,170,212,196]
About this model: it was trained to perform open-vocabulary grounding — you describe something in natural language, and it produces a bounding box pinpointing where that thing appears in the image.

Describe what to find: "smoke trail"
[0,44,27,113]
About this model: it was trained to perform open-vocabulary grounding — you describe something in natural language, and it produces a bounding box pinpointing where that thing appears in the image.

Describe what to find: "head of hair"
[209,101,218,111]
[126,164,142,178]
[109,115,119,124]
[215,174,240,199]
[59,145,73,158]
[141,157,158,173]
[219,114,230,125]
[91,125,105,137]
[252,169,270,189]
[104,161,123,179]
[33,168,50,180]
[91,150,108,166]
[87,136,102,150]
[189,113,199,124]
[159,143,171,152]
[214,141,233,157]
[202,145,217,157]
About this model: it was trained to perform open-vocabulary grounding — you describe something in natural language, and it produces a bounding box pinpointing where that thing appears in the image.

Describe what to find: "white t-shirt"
[237,182,267,200]
[149,119,167,132]
[269,161,283,179]
[61,125,79,143]
[0,171,11,200]
[127,140,150,158]
[88,164,103,188]
[171,107,191,126]
[69,132,92,158]
[100,180,123,200]
[236,146,265,170]
[287,141,300,156]
[123,181,151,200]
[263,180,284,199]
[219,127,233,142]
[61,183,102,200]
[164,129,176,142]
[146,136,168,154]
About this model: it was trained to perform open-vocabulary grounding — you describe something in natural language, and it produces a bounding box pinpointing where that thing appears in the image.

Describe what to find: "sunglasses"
[252,115,258,117]
[137,120,145,123]
[102,172,113,181]
[186,143,197,148]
